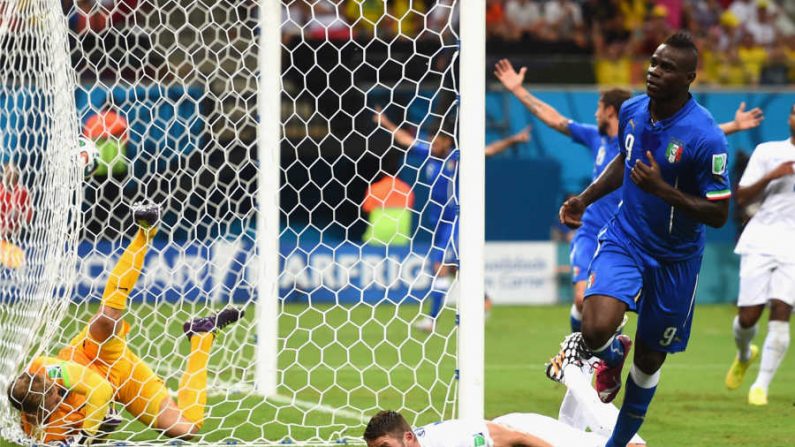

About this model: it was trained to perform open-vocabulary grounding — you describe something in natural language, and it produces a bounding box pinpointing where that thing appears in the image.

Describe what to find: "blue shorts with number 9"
[584,225,702,353]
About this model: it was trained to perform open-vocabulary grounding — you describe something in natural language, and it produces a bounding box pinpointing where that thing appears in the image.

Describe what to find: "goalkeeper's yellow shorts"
[58,320,170,427]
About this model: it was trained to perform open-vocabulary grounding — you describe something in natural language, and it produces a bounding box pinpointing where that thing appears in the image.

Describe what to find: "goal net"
[0,0,83,442]
[1,0,484,445]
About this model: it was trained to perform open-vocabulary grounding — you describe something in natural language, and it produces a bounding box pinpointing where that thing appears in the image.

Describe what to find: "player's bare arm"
[631,151,729,228]
[735,161,795,206]
[560,153,626,228]
[719,102,764,136]
[373,106,415,148]
[485,126,531,157]
[485,422,553,447]
[493,59,570,135]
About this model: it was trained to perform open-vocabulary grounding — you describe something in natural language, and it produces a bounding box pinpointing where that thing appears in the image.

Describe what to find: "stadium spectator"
[361,153,415,247]
[64,0,162,82]
[504,0,543,42]
[737,32,768,84]
[0,163,31,269]
[760,40,790,84]
[306,0,350,41]
[593,25,633,86]
[543,0,586,46]
[619,0,649,33]
[746,1,777,47]
[715,10,742,52]
[485,0,508,40]
[683,0,723,32]
[634,4,674,57]
[283,0,310,43]
[83,109,129,177]
[725,104,795,406]
[729,0,759,23]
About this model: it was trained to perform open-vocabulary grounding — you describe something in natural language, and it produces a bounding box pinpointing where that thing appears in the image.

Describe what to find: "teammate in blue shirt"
[495,60,762,334]
[374,109,529,331]
[548,32,732,447]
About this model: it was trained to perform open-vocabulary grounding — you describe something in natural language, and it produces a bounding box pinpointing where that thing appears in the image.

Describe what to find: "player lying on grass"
[6,203,244,444]
[363,349,646,447]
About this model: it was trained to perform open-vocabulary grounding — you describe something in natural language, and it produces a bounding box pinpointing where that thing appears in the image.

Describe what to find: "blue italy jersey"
[568,122,621,235]
[615,94,731,261]
[412,142,458,223]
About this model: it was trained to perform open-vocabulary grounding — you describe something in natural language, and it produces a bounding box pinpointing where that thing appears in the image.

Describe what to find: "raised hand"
[733,102,764,131]
[494,59,527,93]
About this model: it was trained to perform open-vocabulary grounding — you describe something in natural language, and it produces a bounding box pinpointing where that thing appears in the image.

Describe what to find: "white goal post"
[1,0,485,444]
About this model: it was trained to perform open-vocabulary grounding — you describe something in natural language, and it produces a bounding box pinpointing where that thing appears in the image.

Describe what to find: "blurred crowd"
[50,0,795,86]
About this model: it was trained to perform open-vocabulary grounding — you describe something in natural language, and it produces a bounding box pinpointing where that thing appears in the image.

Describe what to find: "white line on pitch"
[269,394,369,423]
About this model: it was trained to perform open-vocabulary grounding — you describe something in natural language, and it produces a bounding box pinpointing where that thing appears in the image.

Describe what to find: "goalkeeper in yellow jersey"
[6,203,244,444]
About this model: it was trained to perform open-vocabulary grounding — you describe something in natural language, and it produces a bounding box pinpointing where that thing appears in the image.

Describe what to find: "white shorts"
[738,254,795,307]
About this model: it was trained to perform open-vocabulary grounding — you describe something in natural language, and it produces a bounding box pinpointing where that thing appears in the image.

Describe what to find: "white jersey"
[492,413,606,447]
[414,420,493,447]
[735,139,795,260]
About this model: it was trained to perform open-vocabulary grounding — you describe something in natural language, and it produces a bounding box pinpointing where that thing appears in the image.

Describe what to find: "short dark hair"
[8,372,48,414]
[363,410,412,442]
[599,88,632,114]
[663,31,698,71]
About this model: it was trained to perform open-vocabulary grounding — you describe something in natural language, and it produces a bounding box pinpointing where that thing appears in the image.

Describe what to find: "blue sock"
[428,289,444,318]
[591,335,626,367]
[569,304,582,332]
[606,369,657,447]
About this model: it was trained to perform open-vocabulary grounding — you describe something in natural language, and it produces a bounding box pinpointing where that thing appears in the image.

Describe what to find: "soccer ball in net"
[77,137,99,178]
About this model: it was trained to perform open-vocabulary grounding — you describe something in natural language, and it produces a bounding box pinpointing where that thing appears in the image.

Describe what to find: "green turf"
[485,304,795,447]
[3,303,794,446]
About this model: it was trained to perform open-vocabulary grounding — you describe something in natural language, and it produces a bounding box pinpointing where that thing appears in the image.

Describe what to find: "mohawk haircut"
[663,31,698,71]
[363,410,412,442]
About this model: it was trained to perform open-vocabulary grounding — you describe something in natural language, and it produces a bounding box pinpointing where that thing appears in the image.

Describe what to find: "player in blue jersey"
[374,108,529,331]
[546,32,732,447]
[494,59,761,334]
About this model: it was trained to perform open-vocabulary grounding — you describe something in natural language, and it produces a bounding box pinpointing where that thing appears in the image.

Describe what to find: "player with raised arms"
[549,31,731,447]
[6,203,243,444]
[493,59,762,333]
[724,104,795,406]
[373,109,529,331]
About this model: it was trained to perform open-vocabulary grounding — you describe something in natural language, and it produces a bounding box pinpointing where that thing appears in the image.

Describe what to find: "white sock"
[629,364,661,389]
[733,315,758,362]
[570,303,582,321]
[752,321,790,391]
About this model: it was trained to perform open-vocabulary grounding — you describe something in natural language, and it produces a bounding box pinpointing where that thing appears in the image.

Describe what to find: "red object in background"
[362,176,415,213]
[0,182,31,236]
[84,110,129,141]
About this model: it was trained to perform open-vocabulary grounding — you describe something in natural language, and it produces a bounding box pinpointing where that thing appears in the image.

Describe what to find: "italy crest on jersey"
[666,140,684,163]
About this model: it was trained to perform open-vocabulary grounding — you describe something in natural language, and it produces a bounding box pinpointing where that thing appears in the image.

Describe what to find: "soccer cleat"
[748,384,768,406]
[132,201,160,229]
[594,334,632,403]
[545,332,589,383]
[725,344,760,390]
[183,307,245,340]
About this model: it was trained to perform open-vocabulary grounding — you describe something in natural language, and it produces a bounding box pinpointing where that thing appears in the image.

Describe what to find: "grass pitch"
[3,304,793,446]
[486,304,795,447]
